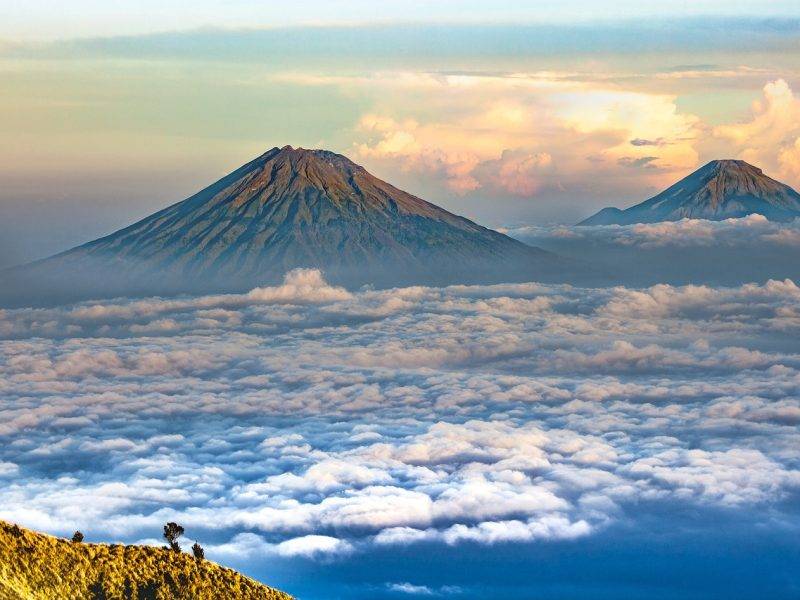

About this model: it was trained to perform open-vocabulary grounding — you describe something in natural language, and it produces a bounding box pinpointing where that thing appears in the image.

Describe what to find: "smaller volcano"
[580,160,800,225]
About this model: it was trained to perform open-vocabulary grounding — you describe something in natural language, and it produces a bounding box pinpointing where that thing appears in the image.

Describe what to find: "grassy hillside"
[0,521,292,600]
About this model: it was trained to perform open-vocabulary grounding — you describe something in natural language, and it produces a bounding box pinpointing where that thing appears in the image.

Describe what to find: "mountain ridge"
[0,520,291,600]
[580,159,800,225]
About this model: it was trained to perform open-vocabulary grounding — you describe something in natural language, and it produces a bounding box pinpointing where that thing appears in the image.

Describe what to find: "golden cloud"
[714,79,800,186]
[350,72,703,197]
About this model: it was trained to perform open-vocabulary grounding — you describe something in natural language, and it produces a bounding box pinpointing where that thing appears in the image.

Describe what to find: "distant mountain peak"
[580,159,800,225]
[3,146,569,304]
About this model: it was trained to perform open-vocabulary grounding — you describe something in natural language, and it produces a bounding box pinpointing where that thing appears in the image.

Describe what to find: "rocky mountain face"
[580,160,800,225]
[3,147,566,304]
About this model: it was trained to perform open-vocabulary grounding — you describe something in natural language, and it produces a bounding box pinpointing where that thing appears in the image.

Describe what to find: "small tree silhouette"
[191,541,205,560]
[162,522,184,552]
[71,531,84,543]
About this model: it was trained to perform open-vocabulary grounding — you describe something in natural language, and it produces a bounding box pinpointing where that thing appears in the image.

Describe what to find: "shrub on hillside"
[163,522,185,553]
[192,542,205,561]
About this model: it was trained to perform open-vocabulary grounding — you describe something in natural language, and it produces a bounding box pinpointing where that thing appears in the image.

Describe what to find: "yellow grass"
[0,521,292,600]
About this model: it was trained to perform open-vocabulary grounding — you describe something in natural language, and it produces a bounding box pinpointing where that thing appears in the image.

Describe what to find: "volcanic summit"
[3,146,565,303]
[580,159,800,225]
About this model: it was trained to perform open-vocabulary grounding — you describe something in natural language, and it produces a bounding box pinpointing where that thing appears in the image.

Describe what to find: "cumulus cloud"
[714,79,800,187]
[482,150,554,196]
[245,268,353,304]
[274,534,354,558]
[439,516,591,545]
[388,582,435,595]
[387,582,462,596]
[207,532,353,559]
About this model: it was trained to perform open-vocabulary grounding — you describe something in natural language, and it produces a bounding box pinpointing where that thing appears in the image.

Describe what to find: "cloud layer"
[505,216,800,287]
[0,268,798,589]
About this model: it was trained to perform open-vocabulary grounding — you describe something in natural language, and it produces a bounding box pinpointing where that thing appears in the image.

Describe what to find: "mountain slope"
[580,159,800,225]
[0,521,291,600]
[4,146,567,304]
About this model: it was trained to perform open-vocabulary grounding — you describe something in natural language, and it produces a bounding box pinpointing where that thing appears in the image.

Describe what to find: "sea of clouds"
[1,264,799,595]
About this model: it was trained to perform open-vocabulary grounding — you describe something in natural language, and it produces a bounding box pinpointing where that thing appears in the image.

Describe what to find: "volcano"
[580,159,800,225]
[3,146,566,304]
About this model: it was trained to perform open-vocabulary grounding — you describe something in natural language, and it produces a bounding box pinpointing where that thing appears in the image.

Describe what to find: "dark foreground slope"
[580,159,800,225]
[0,521,291,600]
[2,146,573,306]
